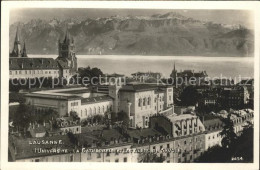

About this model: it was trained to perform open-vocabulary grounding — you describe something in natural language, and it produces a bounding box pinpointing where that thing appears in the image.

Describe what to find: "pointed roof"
[63,27,70,43]
[22,42,28,57]
[15,27,20,42]
[23,42,26,51]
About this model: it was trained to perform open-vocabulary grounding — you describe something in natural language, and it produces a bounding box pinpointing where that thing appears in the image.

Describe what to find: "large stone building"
[25,84,174,129]
[170,62,208,86]
[9,28,77,79]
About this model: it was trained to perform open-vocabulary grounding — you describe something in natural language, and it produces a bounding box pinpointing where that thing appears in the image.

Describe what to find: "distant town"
[8,27,254,163]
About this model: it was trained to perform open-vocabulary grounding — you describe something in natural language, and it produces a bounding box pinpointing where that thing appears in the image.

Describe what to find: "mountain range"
[9,12,254,57]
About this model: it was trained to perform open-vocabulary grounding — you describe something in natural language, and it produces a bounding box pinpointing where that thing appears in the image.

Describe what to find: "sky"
[10,8,254,29]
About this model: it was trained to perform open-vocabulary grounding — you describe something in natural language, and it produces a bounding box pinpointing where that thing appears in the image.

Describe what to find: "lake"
[30,55,254,80]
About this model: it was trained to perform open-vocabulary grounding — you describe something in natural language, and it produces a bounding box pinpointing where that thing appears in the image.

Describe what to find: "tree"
[77,66,104,85]
[220,114,237,150]
[117,111,129,134]
[194,145,229,163]
[12,103,34,132]
[231,122,253,162]
[138,152,165,163]
[180,86,201,106]
[195,121,253,163]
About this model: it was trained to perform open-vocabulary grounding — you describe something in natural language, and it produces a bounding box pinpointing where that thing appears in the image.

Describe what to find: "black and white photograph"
[1,1,259,170]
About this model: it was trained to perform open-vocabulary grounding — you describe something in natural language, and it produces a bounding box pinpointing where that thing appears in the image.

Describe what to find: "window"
[167,144,170,148]
[124,157,127,162]
[106,152,110,157]
[35,159,40,162]
[167,153,170,157]
[167,160,170,163]
[143,98,146,106]
[178,158,181,163]
[9,71,12,75]
[87,153,91,160]
[169,95,171,101]
[85,109,87,116]
[138,98,142,107]
[70,155,73,162]
[184,140,186,145]
[148,97,151,105]
[115,159,119,162]
[97,153,101,158]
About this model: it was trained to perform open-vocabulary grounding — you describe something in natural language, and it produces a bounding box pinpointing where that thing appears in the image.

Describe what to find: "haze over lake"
[30,55,254,80]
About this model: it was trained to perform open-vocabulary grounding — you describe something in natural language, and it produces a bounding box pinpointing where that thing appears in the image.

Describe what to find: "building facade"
[9,28,77,79]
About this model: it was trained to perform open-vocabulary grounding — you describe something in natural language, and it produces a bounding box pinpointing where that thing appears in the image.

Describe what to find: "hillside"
[9,12,254,56]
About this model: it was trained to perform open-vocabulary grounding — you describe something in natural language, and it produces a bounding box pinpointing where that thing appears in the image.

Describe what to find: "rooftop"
[203,118,224,131]
[9,58,60,70]
[25,93,82,101]
[81,95,113,105]
[166,113,197,122]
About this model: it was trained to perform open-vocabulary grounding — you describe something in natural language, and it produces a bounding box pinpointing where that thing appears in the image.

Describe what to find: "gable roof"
[9,58,60,70]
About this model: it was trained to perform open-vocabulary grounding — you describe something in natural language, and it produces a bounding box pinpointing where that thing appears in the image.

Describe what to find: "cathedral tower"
[21,42,28,58]
[57,28,78,75]
[10,27,22,57]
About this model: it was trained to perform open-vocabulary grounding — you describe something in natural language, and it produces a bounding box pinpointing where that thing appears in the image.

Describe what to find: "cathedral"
[9,27,77,79]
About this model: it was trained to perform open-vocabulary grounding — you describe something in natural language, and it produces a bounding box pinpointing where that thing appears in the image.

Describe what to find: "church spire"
[15,27,20,42]
[10,26,22,57]
[22,42,28,57]
[63,26,70,43]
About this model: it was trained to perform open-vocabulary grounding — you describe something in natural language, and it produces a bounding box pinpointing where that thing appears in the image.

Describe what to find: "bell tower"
[57,28,78,75]
[10,27,22,57]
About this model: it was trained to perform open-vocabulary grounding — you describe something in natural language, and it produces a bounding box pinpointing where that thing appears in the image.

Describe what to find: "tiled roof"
[203,118,224,131]
[9,58,60,70]
[166,114,197,122]
[120,84,157,92]
[128,128,163,139]
[81,95,113,105]
[25,93,82,101]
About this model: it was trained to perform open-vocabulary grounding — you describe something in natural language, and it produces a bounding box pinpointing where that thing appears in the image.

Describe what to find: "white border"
[1,1,260,170]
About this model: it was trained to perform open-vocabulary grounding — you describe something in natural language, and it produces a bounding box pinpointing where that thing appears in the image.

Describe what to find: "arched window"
[138,98,142,107]
[148,97,151,105]
[143,98,146,106]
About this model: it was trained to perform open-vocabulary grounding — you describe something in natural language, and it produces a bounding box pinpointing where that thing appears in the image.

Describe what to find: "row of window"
[80,105,113,117]
[10,70,59,75]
